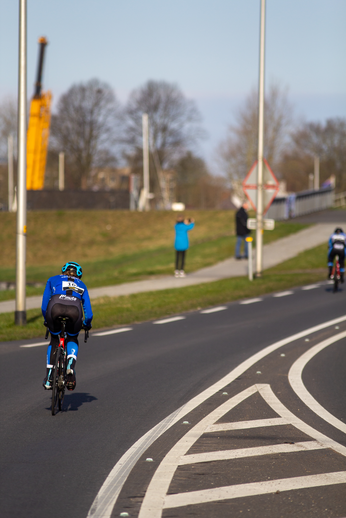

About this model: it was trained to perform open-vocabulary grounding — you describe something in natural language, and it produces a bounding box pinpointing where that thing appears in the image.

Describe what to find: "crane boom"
[26,36,52,190]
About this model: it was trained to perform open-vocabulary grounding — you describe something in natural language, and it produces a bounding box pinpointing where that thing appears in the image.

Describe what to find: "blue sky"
[1,0,345,171]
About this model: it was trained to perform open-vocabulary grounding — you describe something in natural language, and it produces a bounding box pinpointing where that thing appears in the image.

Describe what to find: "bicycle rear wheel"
[51,348,61,416]
[58,356,66,411]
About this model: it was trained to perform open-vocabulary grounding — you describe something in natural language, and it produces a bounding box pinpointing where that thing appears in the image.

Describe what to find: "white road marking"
[153,316,185,324]
[240,298,262,305]
[273,291,294,298]
[200,306,227,314]
[206,417,286,433]
[20,341,46,348]
[288,330,346,434]
[93,328,132,337]
[302,284,320,290]
[179,441,325,465]
[87,314,346,518]
[163,472,346,509]
[138,383,346,518]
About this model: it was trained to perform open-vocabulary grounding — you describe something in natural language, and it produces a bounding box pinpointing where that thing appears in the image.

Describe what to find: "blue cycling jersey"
[328,232,346,255]
[41,274,93,326]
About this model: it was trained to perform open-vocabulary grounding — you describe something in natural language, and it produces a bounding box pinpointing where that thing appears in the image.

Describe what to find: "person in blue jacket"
[328,227,346,282]
[41,261,93,391]
[174,216,195,277]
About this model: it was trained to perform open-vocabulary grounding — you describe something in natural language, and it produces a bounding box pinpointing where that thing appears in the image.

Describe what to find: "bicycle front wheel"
[51,348,61,416]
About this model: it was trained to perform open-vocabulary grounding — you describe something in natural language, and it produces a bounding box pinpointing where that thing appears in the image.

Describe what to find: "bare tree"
[124,80,205,170]
[280,118,346,192]
[50,78,121,189]
[175,151,230,209]
[217,84,293,182]
[0,96,17,159]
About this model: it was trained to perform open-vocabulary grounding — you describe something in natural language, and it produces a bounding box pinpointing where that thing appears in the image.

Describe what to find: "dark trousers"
[175,250,186,270]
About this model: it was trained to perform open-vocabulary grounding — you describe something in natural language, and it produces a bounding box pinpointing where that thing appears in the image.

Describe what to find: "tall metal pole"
[8,134,14,212]
[59,152,65,191]
[142,113,150,211]
[314,155,320,190]
[15,0,27,325]
[255,0,266,278]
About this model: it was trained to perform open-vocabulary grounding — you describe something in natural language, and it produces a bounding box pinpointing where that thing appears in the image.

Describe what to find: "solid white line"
[302,285,320,290]
[273,291,294,298]
[288,331,346,434]
[179,441,324,465]
[200,306,227,314]
[93,328,132,337]
[206,417,286,433]
[153,316,185,324]
[20,342,46,348]
[87,314,346,518]
[240,298,262,305]
[139,382,346,518]
[163,472,346,509]
[257,384,346,457]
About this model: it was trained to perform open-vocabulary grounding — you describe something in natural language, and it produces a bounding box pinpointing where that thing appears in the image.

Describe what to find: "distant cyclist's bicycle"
[330,255,341,293]
[45,318,89,415]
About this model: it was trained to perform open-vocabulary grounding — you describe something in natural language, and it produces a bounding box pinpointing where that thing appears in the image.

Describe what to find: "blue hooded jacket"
[174,221,195,251]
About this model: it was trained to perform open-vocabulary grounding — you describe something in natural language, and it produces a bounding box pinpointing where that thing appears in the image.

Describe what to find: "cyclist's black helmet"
[334,227,344,234]
[61,261,83,278]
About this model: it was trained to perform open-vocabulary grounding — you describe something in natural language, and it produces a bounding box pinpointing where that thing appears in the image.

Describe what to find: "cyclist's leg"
[64,302,83,390]
[339,251,345,282]
[43,333,59,390]
[328,250,335,279]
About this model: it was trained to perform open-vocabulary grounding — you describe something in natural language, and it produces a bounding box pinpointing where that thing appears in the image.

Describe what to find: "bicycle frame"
[51,319,68,415]
[331,255,341,293]
[45,319,89,415]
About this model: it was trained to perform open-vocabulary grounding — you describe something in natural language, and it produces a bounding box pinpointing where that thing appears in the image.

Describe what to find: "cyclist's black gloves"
[82,323,92,331]
[43,321,48,327]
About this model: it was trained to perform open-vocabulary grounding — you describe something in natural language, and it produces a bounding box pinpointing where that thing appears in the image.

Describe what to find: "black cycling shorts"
[46,294,83,335]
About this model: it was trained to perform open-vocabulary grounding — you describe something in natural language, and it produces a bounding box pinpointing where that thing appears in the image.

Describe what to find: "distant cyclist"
[328,228,346,283]
[41,261,93,391]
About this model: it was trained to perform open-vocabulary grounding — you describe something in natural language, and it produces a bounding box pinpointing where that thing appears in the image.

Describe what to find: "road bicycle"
[330,254,341,293]
[45,318,89,415]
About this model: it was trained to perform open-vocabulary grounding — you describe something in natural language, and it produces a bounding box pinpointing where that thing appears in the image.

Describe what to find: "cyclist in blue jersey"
[41,261,93,391]
[328,228,346,283]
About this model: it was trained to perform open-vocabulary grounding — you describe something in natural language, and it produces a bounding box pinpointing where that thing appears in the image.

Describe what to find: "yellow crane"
[26,37,52,190]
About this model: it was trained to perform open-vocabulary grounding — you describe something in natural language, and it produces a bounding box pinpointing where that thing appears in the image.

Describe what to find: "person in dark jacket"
[174,216,195,277]
[235,202,250,259]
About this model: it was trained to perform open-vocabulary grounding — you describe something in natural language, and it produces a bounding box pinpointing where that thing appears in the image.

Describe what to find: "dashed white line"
[20,341,46,348]
[153,316,185,325]
[200,306,227,314]
[93,327,132,337]
[273,291,294,298]
[163,472,346,509]
[302,284,320,290]
[239,298,262,305]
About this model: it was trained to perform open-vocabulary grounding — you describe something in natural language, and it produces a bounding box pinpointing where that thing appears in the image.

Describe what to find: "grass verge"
[0,270,325,343]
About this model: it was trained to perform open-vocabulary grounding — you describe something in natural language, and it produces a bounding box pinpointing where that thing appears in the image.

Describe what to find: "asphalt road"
[0,280,345,518]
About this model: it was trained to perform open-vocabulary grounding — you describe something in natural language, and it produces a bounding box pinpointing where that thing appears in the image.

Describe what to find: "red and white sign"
[242,159,279,214]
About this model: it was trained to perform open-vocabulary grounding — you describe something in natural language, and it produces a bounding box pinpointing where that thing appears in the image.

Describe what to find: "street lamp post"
[255,0,266,278]
[15,0,27,325]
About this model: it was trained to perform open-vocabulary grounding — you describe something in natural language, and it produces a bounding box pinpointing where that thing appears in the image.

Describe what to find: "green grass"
[0,209,329,342]
[0,210,308,301]
[0,241,327,342]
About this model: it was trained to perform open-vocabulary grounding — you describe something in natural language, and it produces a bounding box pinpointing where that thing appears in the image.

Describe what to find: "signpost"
[242,159,279,214]
[243,158,279,278]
